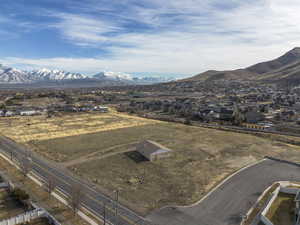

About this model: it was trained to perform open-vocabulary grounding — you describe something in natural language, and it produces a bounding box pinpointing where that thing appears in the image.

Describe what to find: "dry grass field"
[1,112,300,214]
[0,111,161,143]
[9,97,65,108]
[66,123,300,214]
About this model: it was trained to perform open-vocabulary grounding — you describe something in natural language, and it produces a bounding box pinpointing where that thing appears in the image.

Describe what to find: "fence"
[0,208,45,225]
[31,203,62,225]
[43,211,62,225]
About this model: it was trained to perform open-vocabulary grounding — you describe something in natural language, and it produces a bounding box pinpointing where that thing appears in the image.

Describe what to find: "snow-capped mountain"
[0,65,87,83]
[0,64,175,85]
[29,68,87,80]
[93,71,133,81]
[92,71,175,84]
[0,64,32,83]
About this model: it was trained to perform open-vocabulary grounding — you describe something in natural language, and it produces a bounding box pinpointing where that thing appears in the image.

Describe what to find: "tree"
[68,182,84,215]
[233,105,245,126]
[47,109,55,118]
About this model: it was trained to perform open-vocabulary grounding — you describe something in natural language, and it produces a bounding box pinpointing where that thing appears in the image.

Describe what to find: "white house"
[5,111,16,117]
[20,110,40,116]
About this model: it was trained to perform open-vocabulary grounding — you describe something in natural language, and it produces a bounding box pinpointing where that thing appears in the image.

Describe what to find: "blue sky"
[0,0,300,77]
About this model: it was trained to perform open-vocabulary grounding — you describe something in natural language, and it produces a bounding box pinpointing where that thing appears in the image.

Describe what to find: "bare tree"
[45,171,57,198]
[68,182,84,216]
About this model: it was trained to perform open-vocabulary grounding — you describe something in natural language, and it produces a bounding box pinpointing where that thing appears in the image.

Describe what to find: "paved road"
[0,136,153,225]
[2,135,300,225]
[147,159,300,225]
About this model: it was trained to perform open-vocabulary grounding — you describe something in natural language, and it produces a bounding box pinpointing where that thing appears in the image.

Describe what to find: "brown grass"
[3,112,300,215]
[0,111,160,143]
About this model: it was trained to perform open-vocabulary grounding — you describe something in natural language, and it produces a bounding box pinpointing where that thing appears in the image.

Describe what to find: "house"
[281,110,296,121]
[94,106,109,113]
[136,140,172,161]
[211,107,233,121]
[5,111,16,117]
[20,110,40,116]
[245,110,265,123]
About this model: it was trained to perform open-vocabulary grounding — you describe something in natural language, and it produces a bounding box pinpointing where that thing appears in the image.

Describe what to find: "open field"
[10,97,65,108]
[0,190,26,221]
[2,112,300,214]
[0,111,161,143]
[67,124,300,213]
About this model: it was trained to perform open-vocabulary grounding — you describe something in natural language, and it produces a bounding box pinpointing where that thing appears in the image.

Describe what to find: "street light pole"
[115,189,119,225]
[103,201,106,225]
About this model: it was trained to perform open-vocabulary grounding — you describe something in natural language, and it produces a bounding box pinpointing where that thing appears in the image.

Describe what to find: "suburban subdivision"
[2,1,300,224]
[1,87,300,225]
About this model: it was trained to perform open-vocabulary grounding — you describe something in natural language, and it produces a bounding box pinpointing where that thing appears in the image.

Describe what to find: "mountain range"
[2,47,300,87]
[184,47,300,83]
[0,65,174,85]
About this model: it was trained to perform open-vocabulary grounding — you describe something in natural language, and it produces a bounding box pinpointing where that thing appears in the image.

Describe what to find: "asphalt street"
[147,159,300,225]
[0,136,153,225]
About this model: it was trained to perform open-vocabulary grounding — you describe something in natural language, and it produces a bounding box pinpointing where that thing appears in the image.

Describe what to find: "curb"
[149,158,267,214]
[264,156,300,167]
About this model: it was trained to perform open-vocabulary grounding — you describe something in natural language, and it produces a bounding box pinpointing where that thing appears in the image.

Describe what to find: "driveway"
[147,159,300,225]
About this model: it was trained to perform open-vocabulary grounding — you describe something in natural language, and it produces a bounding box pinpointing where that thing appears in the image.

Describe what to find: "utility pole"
[103,201,106,225]
[115,189,119,225]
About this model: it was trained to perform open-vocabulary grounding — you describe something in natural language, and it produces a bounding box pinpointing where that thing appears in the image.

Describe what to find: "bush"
[184,117,192,125]
[10,188,29,202]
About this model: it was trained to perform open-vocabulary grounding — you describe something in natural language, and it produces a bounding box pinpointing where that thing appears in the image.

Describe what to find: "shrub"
[10,188,29,202]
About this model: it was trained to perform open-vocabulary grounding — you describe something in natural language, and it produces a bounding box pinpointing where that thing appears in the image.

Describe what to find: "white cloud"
[49,13,121,46]
[2,0,300,75]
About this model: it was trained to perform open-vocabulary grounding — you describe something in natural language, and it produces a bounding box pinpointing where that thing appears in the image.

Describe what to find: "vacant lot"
[2,112,300,214]
[0,111,160,143]
[66,123,300,214]
[10,97,64,108]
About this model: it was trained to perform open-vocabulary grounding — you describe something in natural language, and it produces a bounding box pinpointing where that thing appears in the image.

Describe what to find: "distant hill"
[185,47,300,83]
